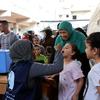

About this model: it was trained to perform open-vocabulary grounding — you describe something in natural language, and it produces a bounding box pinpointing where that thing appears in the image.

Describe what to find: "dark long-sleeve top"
[29,51,63,78]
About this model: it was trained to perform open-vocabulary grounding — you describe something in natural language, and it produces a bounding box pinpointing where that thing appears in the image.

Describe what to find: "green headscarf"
[55,21,86,53]
[10,40,33,62]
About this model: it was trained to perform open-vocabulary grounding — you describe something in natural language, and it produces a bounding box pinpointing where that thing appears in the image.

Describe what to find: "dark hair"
[86,32,100,48]
[34,44,41,48]
[70,43,80,60]
[75,27,87,37]
[41,27,52,37]
[27,30,34,36]
[0,20,9,25]
[57,23,60,29]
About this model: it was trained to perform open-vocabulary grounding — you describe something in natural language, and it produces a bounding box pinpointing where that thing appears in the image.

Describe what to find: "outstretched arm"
[29,51,63,78]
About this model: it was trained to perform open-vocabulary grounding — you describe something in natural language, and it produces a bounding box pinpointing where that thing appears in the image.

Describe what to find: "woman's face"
[59,30,69,40]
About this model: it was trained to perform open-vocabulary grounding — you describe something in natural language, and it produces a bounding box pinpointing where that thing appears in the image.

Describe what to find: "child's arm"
[72,77,84,100]
[96,85,100,94]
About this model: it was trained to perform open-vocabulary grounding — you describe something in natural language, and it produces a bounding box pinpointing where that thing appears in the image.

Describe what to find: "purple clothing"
[59,60,84,100]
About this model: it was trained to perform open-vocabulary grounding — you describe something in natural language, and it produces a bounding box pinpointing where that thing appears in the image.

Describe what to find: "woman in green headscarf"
[55,21,90,100]
[55,21,86,53]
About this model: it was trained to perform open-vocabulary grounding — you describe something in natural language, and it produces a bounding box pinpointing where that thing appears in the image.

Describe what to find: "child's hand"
[72,94,78,100]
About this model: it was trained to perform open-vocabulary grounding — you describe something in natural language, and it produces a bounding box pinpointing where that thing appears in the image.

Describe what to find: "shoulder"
[0,34,2,38]
[0,33,5,40]
[72,60,81,66]
[69,60,82,70]
[89,63,100,83]
[55,35,62,40]
[92,63,100,72]
[55,35,62,44]
[10,32,16,35]
[10,32,19,39]
[77,31,86,39]
[0,33,4,36]
[72,30,86,39]
[9,32,16,37]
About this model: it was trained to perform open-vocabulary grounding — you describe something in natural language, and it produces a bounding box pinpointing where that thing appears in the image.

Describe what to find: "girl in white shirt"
[84,32,100,100]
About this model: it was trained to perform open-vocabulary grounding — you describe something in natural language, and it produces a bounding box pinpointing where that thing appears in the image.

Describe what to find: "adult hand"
[55,44,62,51]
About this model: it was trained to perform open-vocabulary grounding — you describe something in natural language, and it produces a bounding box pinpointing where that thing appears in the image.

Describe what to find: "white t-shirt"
[84,63,100,100]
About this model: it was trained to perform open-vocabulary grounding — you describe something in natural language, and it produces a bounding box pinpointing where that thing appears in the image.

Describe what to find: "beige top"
[0,75,7,83]
[0,75,7,94]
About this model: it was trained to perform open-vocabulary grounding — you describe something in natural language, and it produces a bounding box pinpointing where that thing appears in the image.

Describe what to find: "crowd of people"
[0,20,100,100]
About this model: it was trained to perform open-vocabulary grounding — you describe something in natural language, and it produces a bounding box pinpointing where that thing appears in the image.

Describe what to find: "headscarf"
[10,40,33,62]
[55,21,86,53]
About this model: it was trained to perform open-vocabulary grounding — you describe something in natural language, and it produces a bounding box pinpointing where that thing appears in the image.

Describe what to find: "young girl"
[33,45,48,64]
[58,43,84,100]
[32,35,45,55]
[84,32,100,100]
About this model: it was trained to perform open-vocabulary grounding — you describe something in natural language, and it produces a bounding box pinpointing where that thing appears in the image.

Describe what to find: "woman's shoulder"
[75,31,86,39]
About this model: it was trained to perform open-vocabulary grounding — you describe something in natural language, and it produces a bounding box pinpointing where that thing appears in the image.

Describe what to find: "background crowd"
[0,20,100,100]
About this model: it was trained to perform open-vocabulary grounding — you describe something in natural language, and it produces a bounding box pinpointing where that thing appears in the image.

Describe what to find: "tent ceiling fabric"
[18,22,32,27]
[18,20,36,27]
[0,10,35,27]
[0,16,16,23]
[11,12,29,21]
[0,11,29,22]
[0,9,6,15]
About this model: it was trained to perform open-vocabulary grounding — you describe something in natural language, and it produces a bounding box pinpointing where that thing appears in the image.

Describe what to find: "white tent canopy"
[87,2,100,35]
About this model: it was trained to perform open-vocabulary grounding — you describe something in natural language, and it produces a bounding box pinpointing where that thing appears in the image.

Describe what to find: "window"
[72,15,77,19]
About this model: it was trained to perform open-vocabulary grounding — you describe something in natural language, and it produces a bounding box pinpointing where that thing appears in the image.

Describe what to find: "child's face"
[85,42,95,59]
[33,38,40,45]
[62,43,74,58]
[33,47,41,56]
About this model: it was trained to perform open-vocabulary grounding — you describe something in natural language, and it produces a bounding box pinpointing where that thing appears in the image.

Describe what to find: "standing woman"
[55,21,90,100]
